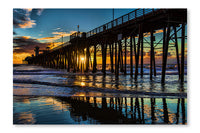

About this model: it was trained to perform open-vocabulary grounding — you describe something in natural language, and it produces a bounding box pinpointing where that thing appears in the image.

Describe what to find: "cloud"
[13,36,50,53]
[52,31,76,37]
[36,36,56,42]
[36,9,43,16]
[13,8,36,28]
[154,52,172,57]
[155,29,163,34]
[36,35,62,42]
[51,31,71,38]
[18,20,36,28]
[37,31,76,42]
[25,8,32,12]
[53,27,62,30]
[143,29,164,38]
[13,36,36,47]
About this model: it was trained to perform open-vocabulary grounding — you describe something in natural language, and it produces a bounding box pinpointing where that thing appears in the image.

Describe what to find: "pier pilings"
[27,9,187,83]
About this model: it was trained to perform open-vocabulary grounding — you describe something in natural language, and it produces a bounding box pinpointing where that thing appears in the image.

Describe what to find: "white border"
[1,0,199,133]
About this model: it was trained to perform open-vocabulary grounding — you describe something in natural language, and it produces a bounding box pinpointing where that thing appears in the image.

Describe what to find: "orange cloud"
[13,35,51,64]
[143,29,164,38]
[52,31,77,37]
[37,31,76,42]
[18,36,31,39]
[37,36,56,41]
[13,9,36,28]
[25,8,32,12]
[18,19,36,28]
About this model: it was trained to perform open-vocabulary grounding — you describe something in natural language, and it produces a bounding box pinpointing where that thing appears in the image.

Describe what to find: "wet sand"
[13,65,187,124]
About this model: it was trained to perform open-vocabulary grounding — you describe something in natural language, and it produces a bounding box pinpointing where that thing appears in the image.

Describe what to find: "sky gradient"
[13,8,135,64]
[13,8,187,64]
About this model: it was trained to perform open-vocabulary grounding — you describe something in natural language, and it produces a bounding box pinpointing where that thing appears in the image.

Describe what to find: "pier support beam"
[102,43,107,75]
[135,24,142,80]
[141,32,144,77]
[64,50,67,69]
[116,41,121,77]
[67,50,71,72]
[115,42,118,75]
[181,23,185,83]
[73,49,77,72]
[124,38,127,75]
[109,43,114,73]
[150,29,154,80]
[130,36,133,76]
[86,46,90,72]
[153,42,156,77]
[93,44,97,73]
[161,24,171,83]
[133,36,137,78]
[56,53,59,69]
[120,41,123,72]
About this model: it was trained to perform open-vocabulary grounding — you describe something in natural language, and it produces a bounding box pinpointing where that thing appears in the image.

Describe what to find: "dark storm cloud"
[13,36,50,53]
[13,9,36,28]
[13,8,44,29]
[13,36,39,46]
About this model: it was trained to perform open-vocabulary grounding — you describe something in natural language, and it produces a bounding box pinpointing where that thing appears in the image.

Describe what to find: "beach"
[13,64,187,124]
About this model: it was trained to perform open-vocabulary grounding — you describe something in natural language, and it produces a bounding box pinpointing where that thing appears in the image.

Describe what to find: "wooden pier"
[27,9,187,83]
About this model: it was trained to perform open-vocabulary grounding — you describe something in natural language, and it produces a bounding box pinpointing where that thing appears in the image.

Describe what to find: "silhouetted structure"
[26,9,187,83]
[34,46,40,56]
[56,96,186,124]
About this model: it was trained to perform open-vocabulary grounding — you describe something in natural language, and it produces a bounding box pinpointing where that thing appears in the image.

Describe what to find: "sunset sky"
[13,8,187,64]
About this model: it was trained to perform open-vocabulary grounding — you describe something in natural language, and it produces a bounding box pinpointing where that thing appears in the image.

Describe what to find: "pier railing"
[56,9,159,51]
[70,32,86,40]
[50,41,71,51]
[86,8,157,38]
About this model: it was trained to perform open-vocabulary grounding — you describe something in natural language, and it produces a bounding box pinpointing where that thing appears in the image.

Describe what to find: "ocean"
[13,64,187,124]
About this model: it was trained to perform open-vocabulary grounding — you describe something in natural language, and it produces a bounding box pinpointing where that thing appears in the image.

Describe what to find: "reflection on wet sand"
[14,112,36,124]
[13,65,187,124]
[13,96,187,124]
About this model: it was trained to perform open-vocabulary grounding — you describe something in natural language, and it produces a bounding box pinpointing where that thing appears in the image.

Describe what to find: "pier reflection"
[56,96,187,124]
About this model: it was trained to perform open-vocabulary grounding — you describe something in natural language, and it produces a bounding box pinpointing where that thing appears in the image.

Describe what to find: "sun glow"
[80,82,85,86]
[13,52,32,64]
[81,57,85,61]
